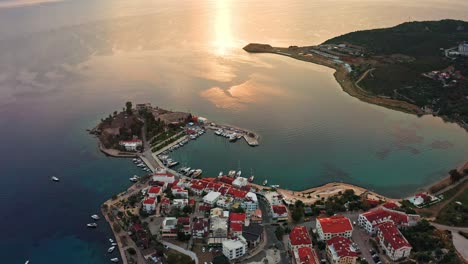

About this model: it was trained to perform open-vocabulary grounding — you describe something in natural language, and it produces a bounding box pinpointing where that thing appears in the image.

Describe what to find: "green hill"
[324,19,468,57]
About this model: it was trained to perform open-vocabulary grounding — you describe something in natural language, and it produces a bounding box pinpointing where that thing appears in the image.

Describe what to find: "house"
[203,191,221,205]
[232,177,249,188]
[289,226,313,251]
[216,196,233,210]
[161,217,178,237]
[177,217,191,235]
[173,199,188,209]
[151,170,175,184]
[316,215,353,241]
[326,236,359,264]
[210,216,228,238]
[251,209,262,223]
[242,223,264,248]
[358,208,409,234]
[293,247,320,264]
[142,197,157,212]
[210,207,225,218]
[147,186,162,198]
[222,236,248,260]
[160,198,171,211]
[230,222,243,237]
[376,222,412,261]
[190,184,205,196]
[264,191,283,206]
[171,186,188,198]
[229,212,246,224]
[272,205,288,222]
[192,218,209,239]
[119,139,142,151]
[242,192,258,213]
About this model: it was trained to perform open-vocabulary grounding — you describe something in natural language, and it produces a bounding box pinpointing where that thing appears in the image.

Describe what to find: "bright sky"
[0,0,62,8]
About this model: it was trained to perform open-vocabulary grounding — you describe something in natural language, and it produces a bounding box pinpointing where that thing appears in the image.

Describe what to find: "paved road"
[431,223,468,233]
[432,222,468,262]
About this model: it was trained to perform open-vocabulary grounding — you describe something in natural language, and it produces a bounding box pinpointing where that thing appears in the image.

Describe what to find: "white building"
[376,222,412,261]
[151,170,175,184]
[232,177,248,188]
[119,139,142,151]
[316,215,353,241]
[210,216,228,238]
[142,197,156,212]
[161,217,177,237]
[147,186,162,198]
[222,236,248,260]
[358,209,409,234]
[217,196,233,210]
[264,191,283,206]
[241,192,258,212]
[459,43,468,56]
[173,199,188,209]
[203,191,221,205]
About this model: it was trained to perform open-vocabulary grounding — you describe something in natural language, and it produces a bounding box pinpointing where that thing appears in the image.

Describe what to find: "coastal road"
[431,223,468,262]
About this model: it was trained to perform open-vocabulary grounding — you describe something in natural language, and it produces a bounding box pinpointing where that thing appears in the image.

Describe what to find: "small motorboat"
[248,175,254,182]
[262,179,268,186]
[110,258,119,263]
[109,238,114,243]
[87,223,98,228]
[111,243,117,246]
[108,246,115,253]
[25,261,29,264]
[51,176,60,182]
[91,214,100,220]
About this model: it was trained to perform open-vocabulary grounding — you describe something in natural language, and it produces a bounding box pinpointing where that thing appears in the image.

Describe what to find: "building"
[242,223,264,248]
[142,197,156,212]
[177,217,191,235]
[251,209,262,223]
[316,215,353,241]
[272,205,288,222]
[242,192,258,213]
[222,236,248,260]
[376,222,412,261]
[161,217,178,237]
[459,43,468,56]
[358,208,409,234]
[232,177,249,188]
[172,199,188,209]
[147,186,162,198]
[171,186,188,198]
[203,191,221,205]
[289,226,313,251]
[216,196,233,210]
[192,218,209,239]
[119,139,142,151]
[293,247,320,264]
[151,170,175,184]
[264,191,283,206]
[230,222,243,237]
[326,236,359,264]
[229,212,246,224]
[210,216,228,239]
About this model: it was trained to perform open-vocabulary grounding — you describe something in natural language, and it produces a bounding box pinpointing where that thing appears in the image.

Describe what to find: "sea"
[0,0,468,263]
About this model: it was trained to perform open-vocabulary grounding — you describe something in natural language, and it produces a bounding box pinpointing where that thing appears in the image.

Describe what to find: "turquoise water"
[0,0,468,263]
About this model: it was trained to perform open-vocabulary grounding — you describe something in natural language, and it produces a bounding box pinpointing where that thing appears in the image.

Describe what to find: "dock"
[206,123,260,147]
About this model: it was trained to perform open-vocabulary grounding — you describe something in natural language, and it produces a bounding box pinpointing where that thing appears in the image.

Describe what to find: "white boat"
[129,176,139,182]
[25,261,29,264]
[167,161,179,167]
[219,171,223,176]
[108,246,115,253]
[262,179,268,186]
[228,170,236,177]
[136,163,145,167]
[109,238,114,243]
[187,169,195,176]
[236,171,242,177]
[229,134,237,142]
[189,135,197,140]
[110,258,119,263]
[192,169,202,178]
[87,223,98,228]
[111,243,117,246]
[248,175,254,182]
[271,184,280,188]
[51,176,60,182]
[91,214,100,220]
[215,130,222,136]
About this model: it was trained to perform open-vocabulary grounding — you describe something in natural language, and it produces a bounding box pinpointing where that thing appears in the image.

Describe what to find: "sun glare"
[213,0,235,56]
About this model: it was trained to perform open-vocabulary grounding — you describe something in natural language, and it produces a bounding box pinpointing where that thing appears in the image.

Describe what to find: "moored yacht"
[87,223,98,228]
[110,258,119,263]
[248,175,254,182]
[192,169,203,178]
[51,176,60,182]
[108,246,115,253]
[262,179,268,186]
[91,214,100,220]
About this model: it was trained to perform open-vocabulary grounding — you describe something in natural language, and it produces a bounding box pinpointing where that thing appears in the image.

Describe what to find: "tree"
[275,226,285,240]
[126,101,133,115]
[449,169,463,183]
[113,222,121,233]
[317,241,326,250]
[127,247,137,255]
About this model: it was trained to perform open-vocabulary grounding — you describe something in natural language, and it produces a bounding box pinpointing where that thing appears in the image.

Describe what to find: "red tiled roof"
[218,186,230,195]
[201,177,216,182]
[289,226,312,246]
[148,186,161,194]
[376,222,411,250]
[361,209,409,227]
[192,218,208,232]
[272,205,288,215]
[143,197,156,204]
[177,217,190,226]
[326,236,359,258]
[188,199,196,205]
[230,222,243,232]
[161,198,170,204]
[219,176,234,184]
[240,185,251,192]
[227,188,247,199]
[317,215,353,234]
[382,202,398,209]
[297,247,320,264]
[229,212,246,223]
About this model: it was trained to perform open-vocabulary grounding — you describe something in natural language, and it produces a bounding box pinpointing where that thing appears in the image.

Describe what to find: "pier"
[206,123,260,146]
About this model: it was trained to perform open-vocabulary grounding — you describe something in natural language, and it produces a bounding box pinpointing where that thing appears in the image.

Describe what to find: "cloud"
[0,0,62,8]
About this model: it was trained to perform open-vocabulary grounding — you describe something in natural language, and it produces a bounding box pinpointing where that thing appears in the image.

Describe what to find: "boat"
[129,176,139,182]
[228,170,236,177]
[218,171,223,176]
[51,176,60,182]
[229,134,237,142]
[262,179,268,186]
[187,169,195,176]
[192,169,203,178]
[248,175,254,182]
[189,135,197,140]
[236,171,242,177]
[25,261,29,264]
[110,258,119,263]
[111,243,117,246]
[109,238,114,243]
[136,163,145,167]
[108,246,115,253]
[179,167,187,172]
[87,223,98,228]
[215,130,222,136]
[271,184,280,188]
[167,161,179,167]
[91,214,100,220]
